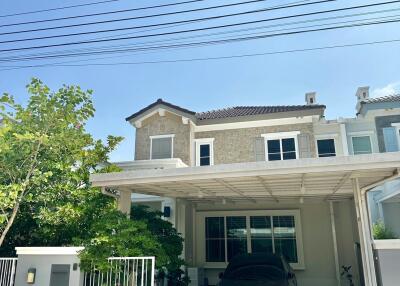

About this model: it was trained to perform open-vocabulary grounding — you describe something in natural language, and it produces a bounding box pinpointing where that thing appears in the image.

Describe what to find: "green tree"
[0,78,122,246]
[78,210,168,272]
[131,205,184,271]
[131,205,187,286]
[77,206,186,285]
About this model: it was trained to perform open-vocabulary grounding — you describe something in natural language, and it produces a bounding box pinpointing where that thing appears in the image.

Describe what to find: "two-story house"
[90,89,400,286]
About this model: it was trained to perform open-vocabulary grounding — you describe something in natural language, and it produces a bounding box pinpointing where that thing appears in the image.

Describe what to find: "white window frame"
[149,134,175,159]
[315,136,337,158]
[261,131,300,161]
[194,138,214,166]
[350,133,373,155]
[196,209,305,270]
[391,123,400,148]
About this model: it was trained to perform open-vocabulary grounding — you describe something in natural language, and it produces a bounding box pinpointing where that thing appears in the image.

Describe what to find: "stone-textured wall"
[195,123,315,164]
[135,112,191,165]
[375,115,400,152]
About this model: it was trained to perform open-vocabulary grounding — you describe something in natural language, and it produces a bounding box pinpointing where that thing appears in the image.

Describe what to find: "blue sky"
[1,0,400,161]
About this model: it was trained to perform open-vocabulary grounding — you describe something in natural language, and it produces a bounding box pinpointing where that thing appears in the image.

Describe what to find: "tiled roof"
[126,99,326,122]
[362,94,400,104]
[195,105,325,121]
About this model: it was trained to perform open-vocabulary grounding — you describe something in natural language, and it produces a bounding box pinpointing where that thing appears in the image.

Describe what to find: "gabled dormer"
[126,99,196,166]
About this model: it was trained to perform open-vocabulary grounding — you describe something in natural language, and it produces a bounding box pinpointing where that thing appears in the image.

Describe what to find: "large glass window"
[150,136,173,159]
[205,212,301,265]
[273,216,298,263]
[205,217,225,262]
[267,138,296,161]
[227,216,247,261]
[317,139,336,157]
[250,216,273,254]
[352,136,372,155]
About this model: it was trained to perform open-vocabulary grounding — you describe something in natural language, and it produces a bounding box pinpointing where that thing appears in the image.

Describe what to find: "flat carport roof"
[90,152,400,203]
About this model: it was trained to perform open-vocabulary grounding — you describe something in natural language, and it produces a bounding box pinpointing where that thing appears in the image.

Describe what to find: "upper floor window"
[150,134,174,159]
[195,138,214,166]
[317,139,336,157]
[262,131,300,161]
[352,135,372,155]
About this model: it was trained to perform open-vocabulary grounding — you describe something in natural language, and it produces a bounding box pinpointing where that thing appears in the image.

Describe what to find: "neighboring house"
[90,88,400,286]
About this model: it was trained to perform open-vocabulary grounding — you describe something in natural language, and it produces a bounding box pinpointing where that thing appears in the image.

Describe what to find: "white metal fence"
[84,257,155,286]
[0,258,17,286]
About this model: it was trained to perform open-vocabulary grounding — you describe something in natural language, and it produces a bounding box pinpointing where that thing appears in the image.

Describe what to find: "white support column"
[176,200,187,262]
[118,190,132,217]
[352,178,378,286]
[329,202,341,286]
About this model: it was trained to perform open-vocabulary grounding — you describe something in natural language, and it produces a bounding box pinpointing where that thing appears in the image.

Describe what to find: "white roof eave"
[91,152,400,187]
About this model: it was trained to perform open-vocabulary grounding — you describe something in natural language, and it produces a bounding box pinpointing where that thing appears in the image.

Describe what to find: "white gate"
[0,258,17,286]
[84,257,155,286]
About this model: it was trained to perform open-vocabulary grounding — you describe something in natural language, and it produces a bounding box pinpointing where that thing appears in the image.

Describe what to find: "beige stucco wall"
[135,113,316,165]
[195,123,316,164]
[189,200,360,286]
[135,112,191,165]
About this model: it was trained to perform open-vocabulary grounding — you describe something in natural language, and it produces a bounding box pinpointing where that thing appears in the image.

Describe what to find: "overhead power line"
[0,0,397,52]
[1,11,399,63]
[1,0,277,28]
[1,16,399,63]
[0,0,317,43]
[0,0,334,36]
[0,0,124,18]
[1,38,399,71]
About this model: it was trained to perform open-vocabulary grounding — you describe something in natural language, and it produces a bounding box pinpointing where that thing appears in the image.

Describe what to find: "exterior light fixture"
[27,268,36,284]
[163,206,171,218]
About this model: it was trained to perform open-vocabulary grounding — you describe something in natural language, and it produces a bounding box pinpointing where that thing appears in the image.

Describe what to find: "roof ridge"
[196,103,326,113]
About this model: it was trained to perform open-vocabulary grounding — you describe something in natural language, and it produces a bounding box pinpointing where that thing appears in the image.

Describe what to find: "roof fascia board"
[90,152,400,186]
[194,116,315,132]
[363,108,400,118]
[359,103,400,116]
[128,104,197,126]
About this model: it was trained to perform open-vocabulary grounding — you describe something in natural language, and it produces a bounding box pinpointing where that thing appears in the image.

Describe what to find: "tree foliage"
[78,205,186,284]
[0,79,186,285]
[0,78,123,246]
[131,205,184,272]
[78,209,168,272]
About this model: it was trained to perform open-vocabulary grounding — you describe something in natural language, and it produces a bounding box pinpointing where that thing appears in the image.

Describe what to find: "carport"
[91,152,400,286]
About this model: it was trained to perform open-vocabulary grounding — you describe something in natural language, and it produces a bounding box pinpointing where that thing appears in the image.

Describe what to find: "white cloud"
[371,82,400,98]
